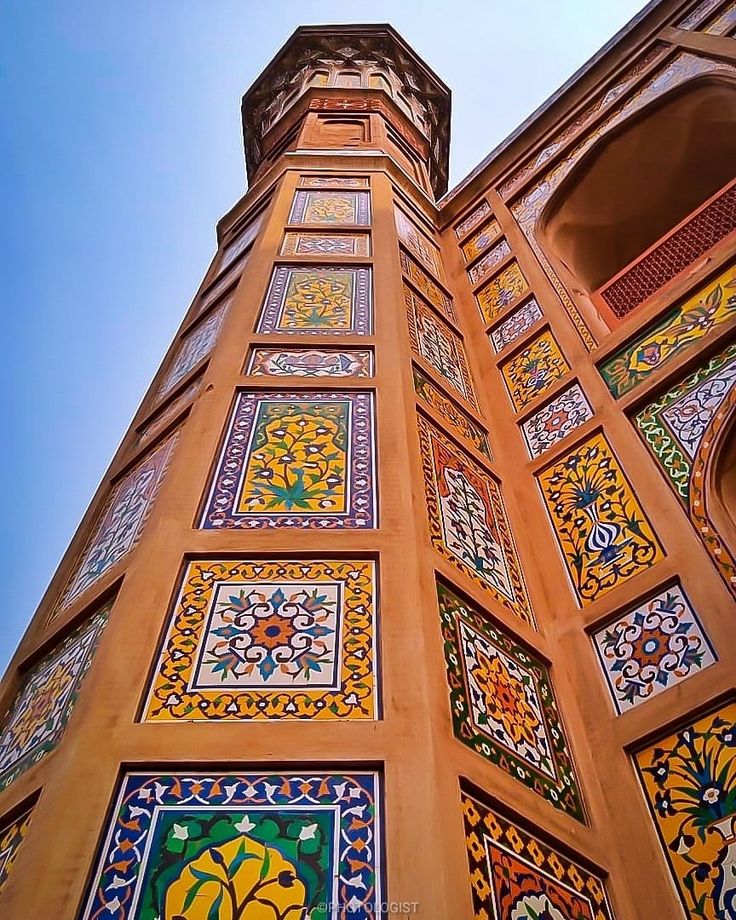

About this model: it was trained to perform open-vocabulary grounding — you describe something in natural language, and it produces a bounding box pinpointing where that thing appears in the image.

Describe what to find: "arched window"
[369,72,391,94]
[539,77,736,326]
[336,70,362,88]
[712,417,736,558]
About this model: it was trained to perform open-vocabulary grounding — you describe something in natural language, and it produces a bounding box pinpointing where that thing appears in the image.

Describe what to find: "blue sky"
[0,0,646,671]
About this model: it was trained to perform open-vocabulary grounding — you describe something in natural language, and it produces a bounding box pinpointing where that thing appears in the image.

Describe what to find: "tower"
[0,5,735,919]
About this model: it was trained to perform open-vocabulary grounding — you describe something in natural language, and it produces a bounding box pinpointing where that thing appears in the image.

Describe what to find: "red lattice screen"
[597,179,736,320]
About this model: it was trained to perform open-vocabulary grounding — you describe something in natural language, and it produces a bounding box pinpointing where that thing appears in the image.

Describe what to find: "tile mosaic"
[144,559,376,721]
[246,348,373,378]
[257,266,372,336]
[413,366,490,457]
[501,330,570,412]
[280,232,370,256]
[593,582,715,713]
[476,261,529,325]
[289,190,370,225]
[537,431,665,605]
[80,771,382,920]
[636,701,736,920]
[201,391,375,530]
[462,791,613,920]
[440,583,583,818]
[521,383,593,458]
[418,415,532,624]
[0,604,109,790]
[489,297,543,353]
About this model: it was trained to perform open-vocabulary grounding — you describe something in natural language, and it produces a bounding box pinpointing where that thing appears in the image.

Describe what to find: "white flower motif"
[703,787,721,804]
[172,824,189,840]
[234,816,256,833]
[298,823,319,841]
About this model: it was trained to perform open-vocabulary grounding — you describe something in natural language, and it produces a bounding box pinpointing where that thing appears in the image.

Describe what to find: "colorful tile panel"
[593,582,715,714]
[404,285,478,409]
[289,189,370,225]
[439,583,583,818]
[462,791,613,920]
[413,367,490,457]
[455,200,492,238]
[299,175,369,188]
[418,415,532,624]
[280,232,370,256]
[0,807,32,897]
[144,559,376,721]
[600,261,736,398]
[467,239,511,287]
[489,297,543,353]
[461,218,501,262]
[201,391,375,530]
[476,261,529,324]
[246,348,373,378]
[394,206,444,280]
[220,211,264,271]
[538,431,665,605]
[635,342,736,504]
[80,771,382,920]
[55,432,179,617]
[501,329,570,412]
[521,383,594,458]
[197,254,246,316]
[0,605,109,790]
[136,379,201,447]
[257,266,372,336]
[636,701,736,920]
[400,249,454,321]
[158,298,229,399]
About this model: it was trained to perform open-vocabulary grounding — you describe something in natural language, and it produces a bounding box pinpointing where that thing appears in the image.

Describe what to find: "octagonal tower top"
[241,24,451,197]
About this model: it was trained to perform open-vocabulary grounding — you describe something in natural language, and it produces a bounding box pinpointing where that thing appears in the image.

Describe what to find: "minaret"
[2,10,736,919]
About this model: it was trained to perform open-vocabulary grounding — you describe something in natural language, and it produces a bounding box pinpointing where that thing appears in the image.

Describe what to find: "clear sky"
[1,0,647,672]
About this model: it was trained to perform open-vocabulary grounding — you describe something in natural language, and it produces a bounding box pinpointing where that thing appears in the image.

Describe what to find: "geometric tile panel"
[79,770,382,919]
[489,297,543,353]
[413,366,491,457]
[593,582,716,714]
[521,382,594,458]
[144,559,376,721]
[0,807,33,898]
[400,250,455,321]
[461,218,501,263]
[245,347,373,378]
[201,391,376,530]
[501,329,570,412]
[538,431,665,606]
[455,201,491,238]
[635,341,736,504]
[439,583,583,819]
[476,260,529,325]
[289,189,371,225]
[0,604,109,790]
[54,432,179,618]
[462,790,614,920]
[455,199,492,238]
[467,238,511,287]
[135,378,202,448]
[280,231,371,256]
[418,414,533,625]
[635,701,736,920]
[404,285,478,409]
[256,266,373,336]
[157,298,230,400]
[600,260,736,398]
[394,206,444,280]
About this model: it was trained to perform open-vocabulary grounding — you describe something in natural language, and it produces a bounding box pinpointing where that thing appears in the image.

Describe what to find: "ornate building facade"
[1,3,736,917]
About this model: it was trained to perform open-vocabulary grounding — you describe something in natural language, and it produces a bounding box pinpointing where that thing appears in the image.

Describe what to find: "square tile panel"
[80,771,382,920]
[500,329,570,412]
[256,266,372,336]
[0,807,33,897]
[593,582,715,713]
[289,189,370,225]
[521,383,594,458]
[144,559,376,721]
